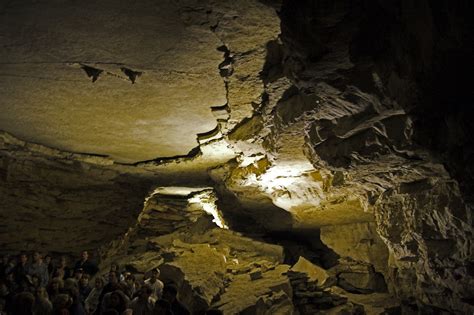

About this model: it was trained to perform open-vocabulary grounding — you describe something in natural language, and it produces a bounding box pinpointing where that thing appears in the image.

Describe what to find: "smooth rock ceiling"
[0,0,227,162]
[1,0,473,314]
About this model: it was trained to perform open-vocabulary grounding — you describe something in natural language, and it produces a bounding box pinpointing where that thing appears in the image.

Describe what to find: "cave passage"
[0,0,473,314]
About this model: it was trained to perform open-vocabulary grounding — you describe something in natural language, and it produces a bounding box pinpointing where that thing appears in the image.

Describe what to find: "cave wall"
[0,0,472,313]
[0,132,154,253]
[274,0,474,312]
[279,0,474,198]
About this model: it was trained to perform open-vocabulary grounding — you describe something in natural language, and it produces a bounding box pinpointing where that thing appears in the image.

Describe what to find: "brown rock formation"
[0,0,472,313]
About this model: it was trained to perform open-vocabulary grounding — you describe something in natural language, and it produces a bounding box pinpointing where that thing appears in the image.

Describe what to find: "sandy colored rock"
[290,256,329,286]
[375,176,474,313]
[320,222,389,275]
[159,244,227,313]
[331,286,400,315]
[0,1,228,162]
[0,1,472,314]
[214,264,292,314]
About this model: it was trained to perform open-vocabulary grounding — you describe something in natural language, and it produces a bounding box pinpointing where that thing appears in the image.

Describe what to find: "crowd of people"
[0,251,197,315]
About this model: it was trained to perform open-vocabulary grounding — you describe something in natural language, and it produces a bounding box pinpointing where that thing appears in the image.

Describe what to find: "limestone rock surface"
[290,256,329,286]
[0,0,472,314]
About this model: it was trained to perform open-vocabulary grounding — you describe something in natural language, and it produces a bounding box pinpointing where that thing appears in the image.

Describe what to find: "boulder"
[290,256,329,286]
[159,243,227,313]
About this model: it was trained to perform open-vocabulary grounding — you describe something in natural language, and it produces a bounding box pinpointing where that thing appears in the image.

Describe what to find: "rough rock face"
[272,1,474,312]
[376,177,473,313]
[0,132,152,252]
[320,223,389,277]
[99,188,293,314]
[1,0,473,314]
[99,187,398,314]
[0,130,235,252]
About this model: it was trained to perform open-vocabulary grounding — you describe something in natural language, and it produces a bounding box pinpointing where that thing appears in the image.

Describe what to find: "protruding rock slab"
[290,256,329,286]
[160,243,227,313]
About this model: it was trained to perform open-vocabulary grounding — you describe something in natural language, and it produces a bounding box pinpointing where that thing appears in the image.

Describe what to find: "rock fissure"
[80,64,103,82]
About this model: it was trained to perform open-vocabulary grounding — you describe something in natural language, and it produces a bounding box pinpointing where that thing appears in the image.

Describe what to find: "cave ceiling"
[0,0,228,162]
[0,0,473,313]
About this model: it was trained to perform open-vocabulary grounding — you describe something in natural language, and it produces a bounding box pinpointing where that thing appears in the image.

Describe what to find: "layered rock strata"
[99,187,400,314]
[0,0,472,313]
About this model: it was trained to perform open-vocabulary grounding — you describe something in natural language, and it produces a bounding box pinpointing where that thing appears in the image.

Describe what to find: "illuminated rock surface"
[1,0,473,314]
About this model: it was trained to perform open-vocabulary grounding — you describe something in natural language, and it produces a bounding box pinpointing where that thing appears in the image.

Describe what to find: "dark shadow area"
[81,64,103,82]
[260,39,284,84]
[278,0,474,201]
[263,229,340,268]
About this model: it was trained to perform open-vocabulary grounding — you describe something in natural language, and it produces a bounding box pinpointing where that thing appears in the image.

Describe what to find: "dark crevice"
[211,30,232,131]
[121,67,142,84]
[218,59,233,78]
[216,45,227,53]
[210,104,230,113]
[261,39,285,84]
[126,146,202,167]
[81,65,103,82]
[211,104,231,123]
[217,44,234,78]
[263,229,340,268]
[196,125,220,142]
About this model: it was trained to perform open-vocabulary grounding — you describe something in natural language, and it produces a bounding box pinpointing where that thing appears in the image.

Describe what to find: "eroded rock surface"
[1,0,473,314]
[0,131,235,252]
[98,188,293,313]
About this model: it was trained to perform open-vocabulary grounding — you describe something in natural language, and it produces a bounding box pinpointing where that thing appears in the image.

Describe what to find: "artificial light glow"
[238,153,266,168]
[241,160,325,211]
[144,186,208,207]
[199,138,238,162]
[188,191,228,229]
[152,186,209,196]
[144,187,228,229]
[257,161,314,193]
